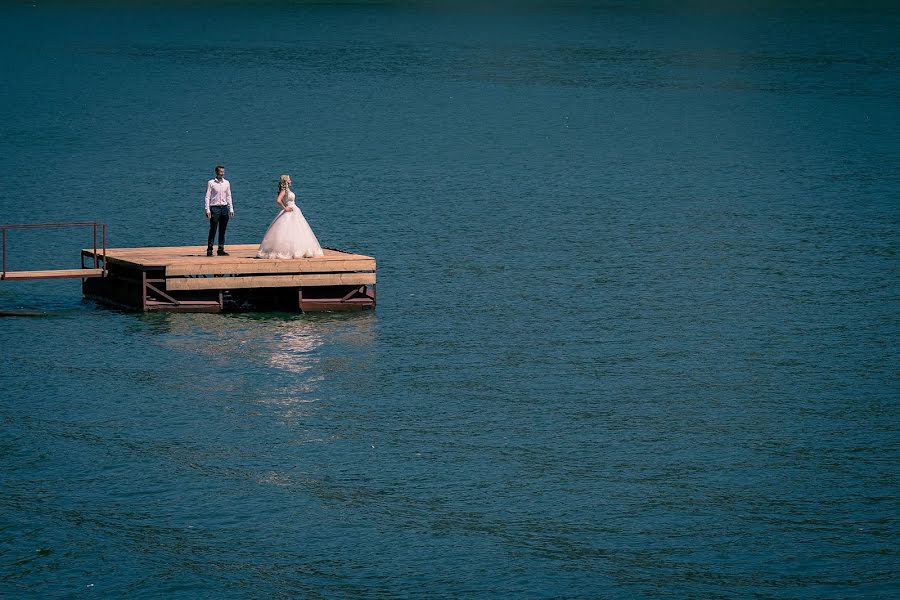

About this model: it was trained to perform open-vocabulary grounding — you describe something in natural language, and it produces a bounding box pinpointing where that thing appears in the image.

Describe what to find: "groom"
[204,165,235,256]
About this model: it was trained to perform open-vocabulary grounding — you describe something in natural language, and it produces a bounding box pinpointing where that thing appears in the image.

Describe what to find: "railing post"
[2,228,6,278]
[102,223,107,273]
[92,223,98,268]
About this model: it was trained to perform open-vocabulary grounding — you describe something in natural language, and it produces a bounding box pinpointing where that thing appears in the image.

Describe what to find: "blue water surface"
[1,2,898,598]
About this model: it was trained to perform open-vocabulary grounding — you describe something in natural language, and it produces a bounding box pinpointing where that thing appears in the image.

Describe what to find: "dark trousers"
[207,205,230,250]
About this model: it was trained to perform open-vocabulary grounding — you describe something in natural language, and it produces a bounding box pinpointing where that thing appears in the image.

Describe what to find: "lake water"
[1,2,898,598]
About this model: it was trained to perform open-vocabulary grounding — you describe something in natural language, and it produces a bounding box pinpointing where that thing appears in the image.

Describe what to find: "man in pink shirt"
[204,165,235,256]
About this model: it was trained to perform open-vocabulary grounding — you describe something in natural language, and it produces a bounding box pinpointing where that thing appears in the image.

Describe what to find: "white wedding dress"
[256,190,324,259]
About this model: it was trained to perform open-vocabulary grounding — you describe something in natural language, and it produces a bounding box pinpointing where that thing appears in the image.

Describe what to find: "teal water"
[1,2,898,598]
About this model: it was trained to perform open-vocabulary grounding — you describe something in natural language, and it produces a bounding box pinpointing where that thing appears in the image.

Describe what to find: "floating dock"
[81,244,376,313]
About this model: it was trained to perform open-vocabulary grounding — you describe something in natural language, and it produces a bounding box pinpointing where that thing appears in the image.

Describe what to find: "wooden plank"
[165,258,375,276]
[2,268,105,280]
[166,272,376,291]
[81,245,375,270]
[82,244,371,258]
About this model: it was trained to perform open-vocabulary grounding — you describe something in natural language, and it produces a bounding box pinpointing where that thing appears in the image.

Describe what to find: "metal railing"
[1,221,106,279]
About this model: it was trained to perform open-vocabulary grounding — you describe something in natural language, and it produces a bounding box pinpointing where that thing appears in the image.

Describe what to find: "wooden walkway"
[2,268,105,281]
[81,244,376,312]
[1,220,107,281]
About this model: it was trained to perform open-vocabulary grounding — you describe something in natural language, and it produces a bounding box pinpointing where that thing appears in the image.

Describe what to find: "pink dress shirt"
[204,177,234,213]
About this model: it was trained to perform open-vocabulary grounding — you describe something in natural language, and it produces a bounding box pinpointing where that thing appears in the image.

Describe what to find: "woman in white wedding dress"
[256,174,325,259]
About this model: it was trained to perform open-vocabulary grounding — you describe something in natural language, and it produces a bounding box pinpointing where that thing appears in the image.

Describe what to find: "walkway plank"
[2,268,105,280]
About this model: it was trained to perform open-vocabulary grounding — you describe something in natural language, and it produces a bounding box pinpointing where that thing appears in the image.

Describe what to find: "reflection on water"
[256,470,293,487]
[130,311,377,423]
[137,312,372,359]
[256,386,321,421]
[266,323,323,374]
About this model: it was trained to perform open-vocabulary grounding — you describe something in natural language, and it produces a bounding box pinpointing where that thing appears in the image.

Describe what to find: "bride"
[256,174,325,259]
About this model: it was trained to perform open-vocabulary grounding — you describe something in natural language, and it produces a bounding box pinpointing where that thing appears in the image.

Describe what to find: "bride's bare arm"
[276,190,292,211]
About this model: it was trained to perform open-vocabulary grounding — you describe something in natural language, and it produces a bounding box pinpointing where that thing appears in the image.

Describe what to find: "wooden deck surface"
[81,244,376,291]
[83,244,374,270]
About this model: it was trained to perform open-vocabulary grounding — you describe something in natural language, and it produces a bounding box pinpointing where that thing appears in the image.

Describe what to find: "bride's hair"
[278,175,290,192]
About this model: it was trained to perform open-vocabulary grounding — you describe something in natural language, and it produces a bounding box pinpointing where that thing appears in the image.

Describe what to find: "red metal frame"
[1,221,106,280]
[298,284,376,312]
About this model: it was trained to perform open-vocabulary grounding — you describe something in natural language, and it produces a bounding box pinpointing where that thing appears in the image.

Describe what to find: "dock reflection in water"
[151,311,376,420]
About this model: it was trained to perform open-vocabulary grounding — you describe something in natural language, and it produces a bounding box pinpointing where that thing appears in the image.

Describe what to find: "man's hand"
[229,211,235,218]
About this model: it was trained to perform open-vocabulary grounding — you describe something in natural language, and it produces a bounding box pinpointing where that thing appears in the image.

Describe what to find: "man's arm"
[227,181,234,216]
[204,181,212,217]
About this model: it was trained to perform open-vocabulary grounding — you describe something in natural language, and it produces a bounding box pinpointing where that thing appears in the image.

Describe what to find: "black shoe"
[206,249,213,257]
[217,249,230,256]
